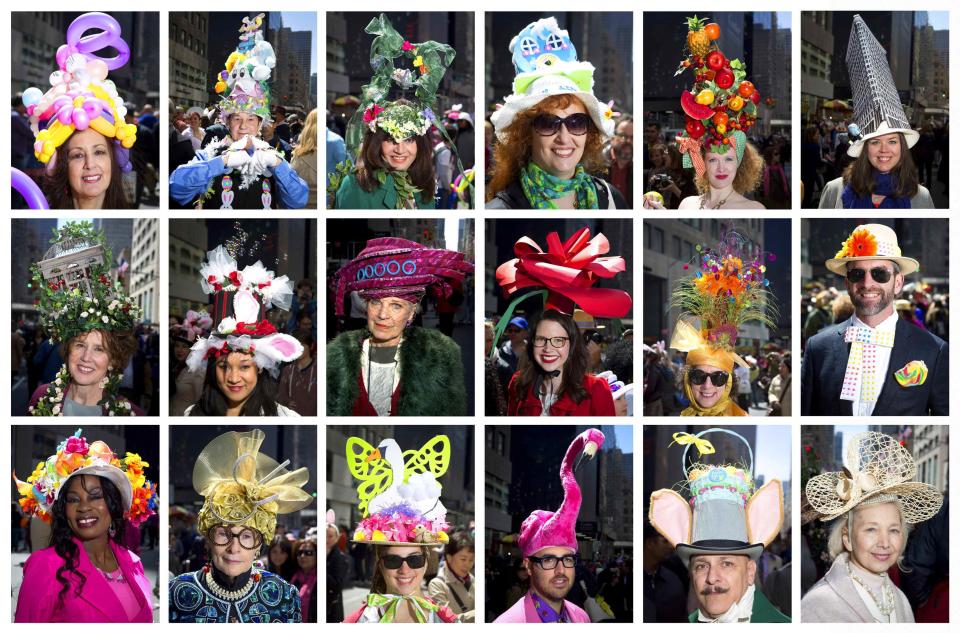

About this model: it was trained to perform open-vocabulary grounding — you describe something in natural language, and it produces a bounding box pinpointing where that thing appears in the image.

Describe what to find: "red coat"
[507,372,615,416]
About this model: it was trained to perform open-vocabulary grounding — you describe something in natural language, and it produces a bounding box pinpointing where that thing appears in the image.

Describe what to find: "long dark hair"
[189,352,279,416]
[50,474,126,605]
[511,309,589,406]
[355,100,436,196]
[43,135,130,209]
[267,536,298,582]
[842,132,919,199]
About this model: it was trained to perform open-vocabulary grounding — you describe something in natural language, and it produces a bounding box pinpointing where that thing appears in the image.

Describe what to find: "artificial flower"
[836,228,878,259]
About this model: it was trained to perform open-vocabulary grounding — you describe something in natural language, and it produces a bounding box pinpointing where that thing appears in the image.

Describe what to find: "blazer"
[801,317,948,416]
[818,177,934,209]
[801,554,913,623]
[16,538,153,622]
[493,592,591,623]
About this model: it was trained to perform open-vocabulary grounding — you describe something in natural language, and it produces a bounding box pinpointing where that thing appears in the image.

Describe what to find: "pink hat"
[518,428,605,558]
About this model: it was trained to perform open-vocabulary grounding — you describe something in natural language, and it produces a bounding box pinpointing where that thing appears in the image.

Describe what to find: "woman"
[674,139,765,209]
[169,429,313,622]
[426,532,476,622]
[327,237,473,416]
[290,108,319,208]
[292,537,318,623]
[760,144,790,208]
[185,350,298,416]
[643,143,696,209]
[14,431,157,622]
[681,361,747,416]
[487,18,623,209]
[170,325,206,416]
[266,536,298,582]
[44,128,131,209]
[802,431,943,622]
[326,517,350,623]
[507,310,615,416]
[181,106,206,151]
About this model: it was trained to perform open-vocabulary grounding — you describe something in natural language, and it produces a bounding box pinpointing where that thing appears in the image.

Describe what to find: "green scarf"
[366,593,439,622]
[520,162,599,209]
[376,169,422,209]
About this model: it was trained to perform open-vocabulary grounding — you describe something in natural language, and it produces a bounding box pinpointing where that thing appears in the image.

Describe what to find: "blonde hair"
[827,501,911,570]
[292,109,318,158]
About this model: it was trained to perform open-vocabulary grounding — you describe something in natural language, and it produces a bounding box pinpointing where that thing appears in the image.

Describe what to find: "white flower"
[55,377,62,385]
[108,410,115,416]
[218,317,238,335]
[80,311,89,318]
[52,404,61,414]
[102,316,109,323]
[93,299,99,305]
[124,401,131,409]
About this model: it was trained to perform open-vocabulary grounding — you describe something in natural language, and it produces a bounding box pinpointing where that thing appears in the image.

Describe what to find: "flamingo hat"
[518,428,605,558]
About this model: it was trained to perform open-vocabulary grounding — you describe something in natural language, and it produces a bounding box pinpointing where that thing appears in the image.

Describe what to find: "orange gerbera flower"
[836,228,878,259]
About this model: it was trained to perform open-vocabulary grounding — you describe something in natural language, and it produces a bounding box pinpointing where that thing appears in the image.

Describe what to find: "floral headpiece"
[215,13,276,124]
[364,102,431,142]
[13,429,157,526]
[22,12,137,172]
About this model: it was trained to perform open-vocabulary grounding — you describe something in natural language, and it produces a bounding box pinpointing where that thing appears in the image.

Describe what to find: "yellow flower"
[413,55,424,67]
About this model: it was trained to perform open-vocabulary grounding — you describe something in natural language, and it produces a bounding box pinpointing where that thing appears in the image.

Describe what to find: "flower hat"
[173,309,213,345]
[845,15,919,157]
[21,12,137,172]
[13,428,158,527]
[649,428,783,566]
[194,430,314,543]
[214,13,276,125]
[347,434,451,545]
[825,223,919,276]
[185,245,303,376]
[490,17,616,141]
[674,16,762,178]
[805,431,942,523]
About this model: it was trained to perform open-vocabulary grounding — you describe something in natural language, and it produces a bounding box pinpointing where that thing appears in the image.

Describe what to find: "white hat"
[825,223,919,276]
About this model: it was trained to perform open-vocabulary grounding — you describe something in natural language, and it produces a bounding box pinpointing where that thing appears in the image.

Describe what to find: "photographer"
[643,144,695,209]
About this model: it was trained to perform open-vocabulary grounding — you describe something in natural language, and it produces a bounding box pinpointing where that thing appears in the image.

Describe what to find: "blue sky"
[280,12,317,73]
[613,425,633,454]
[754,425,791,483]
[925,12,949,30]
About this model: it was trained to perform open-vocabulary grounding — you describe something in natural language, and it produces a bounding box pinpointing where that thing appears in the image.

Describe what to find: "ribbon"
[669,432,715,457]
[669,319,746,371]
[835,466,879,502]
[366,593,439,623]
[840,326,895,403]
[677,135,705,178]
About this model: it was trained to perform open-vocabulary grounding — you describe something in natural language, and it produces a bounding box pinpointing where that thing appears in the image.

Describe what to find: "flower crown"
[364,102,432,142]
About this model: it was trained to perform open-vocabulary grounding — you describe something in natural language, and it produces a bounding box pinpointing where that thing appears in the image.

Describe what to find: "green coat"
[326,327,466,416]
[688,587,790,623]
[334,173,436,209]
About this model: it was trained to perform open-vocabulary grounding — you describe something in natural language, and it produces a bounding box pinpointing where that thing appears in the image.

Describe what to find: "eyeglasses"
[532,113,590,137]
[208,527,263,550]
[297,550,316,557]
[846,267,893,284]
[688,369,730,387]
[381,554,427,570]
[532,335,569,348]
[528,554,579,570]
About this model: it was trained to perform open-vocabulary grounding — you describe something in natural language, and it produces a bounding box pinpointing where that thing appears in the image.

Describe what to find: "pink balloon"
[57,107,73,125]
[87,59,109,82]
[83,100,103,118]
[73,109,90,130]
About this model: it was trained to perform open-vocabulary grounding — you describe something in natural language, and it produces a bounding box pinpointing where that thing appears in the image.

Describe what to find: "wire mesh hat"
[845,14,919,157]
[805,431,942,523]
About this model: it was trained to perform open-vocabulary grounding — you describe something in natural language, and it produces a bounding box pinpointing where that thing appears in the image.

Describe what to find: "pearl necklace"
[205,570,255,601]
[846,558,895,617]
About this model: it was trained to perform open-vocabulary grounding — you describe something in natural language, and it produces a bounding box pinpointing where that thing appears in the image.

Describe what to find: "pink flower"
[402,40,414,52]
[65,436,89,456]
[363,104,384,124]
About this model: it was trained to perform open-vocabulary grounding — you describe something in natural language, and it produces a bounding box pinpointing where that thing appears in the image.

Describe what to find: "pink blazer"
[15,538,153,622]
[493,592,591,623]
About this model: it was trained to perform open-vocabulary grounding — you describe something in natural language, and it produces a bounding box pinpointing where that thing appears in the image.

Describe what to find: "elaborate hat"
[518,428,604,557]
[185,245,303,376]
[332,237,474,317]
[825,223,919,276]
[13,428,157,526]
[805,431,942,523]
[490,17,616,141]
[214,13,276,124]
[649,428,783,566]
[173,309,213,345]
[845,15,919,157]
[194,430,313,543]
[21,12,137,172]
[675,16,762,178]
[347,434,451,545]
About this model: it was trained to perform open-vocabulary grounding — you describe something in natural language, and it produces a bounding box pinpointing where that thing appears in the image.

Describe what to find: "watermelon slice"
[681,90,713,120]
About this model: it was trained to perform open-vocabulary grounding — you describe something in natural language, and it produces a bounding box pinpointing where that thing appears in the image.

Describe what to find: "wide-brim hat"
[847,122,919,157]
[491,82,615,142]
[825,223,919,276]
[58,464,133,511]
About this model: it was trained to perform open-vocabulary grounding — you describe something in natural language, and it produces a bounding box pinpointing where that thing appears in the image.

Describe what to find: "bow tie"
[840,325,895,403]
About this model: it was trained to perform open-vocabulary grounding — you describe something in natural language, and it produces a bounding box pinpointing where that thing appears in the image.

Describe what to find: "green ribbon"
[366,593,439,623]
[519,162,599,209]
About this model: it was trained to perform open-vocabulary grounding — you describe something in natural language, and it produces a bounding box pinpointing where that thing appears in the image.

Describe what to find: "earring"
[109,521,117,538]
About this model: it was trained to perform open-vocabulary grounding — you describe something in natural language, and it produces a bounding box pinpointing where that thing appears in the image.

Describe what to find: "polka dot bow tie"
[841,326,895,402]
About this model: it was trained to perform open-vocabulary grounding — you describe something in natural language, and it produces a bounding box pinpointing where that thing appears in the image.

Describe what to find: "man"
[607,116,633,207]
[325,514,350,623]
[642,523,687,622]
[496,316,528,390]
[494,429,604,623]
[643,122,662,170]
[801,224,948,415]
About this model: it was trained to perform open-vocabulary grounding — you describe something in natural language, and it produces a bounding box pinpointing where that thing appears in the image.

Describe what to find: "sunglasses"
[689,369,730,387]
[297,550,316,557]
[381,554,427,570]
[846,267,893,284]
[528,554,579,570]
[532,113,590,137]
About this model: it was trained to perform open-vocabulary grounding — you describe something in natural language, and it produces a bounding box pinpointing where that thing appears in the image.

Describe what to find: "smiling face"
[530,99,588,179]
[690,554,755,619]
[690,363,727,409]
[525,546,576,603]
[173,340,191,362]
[843,502,905,574]
[532,319,570,373]
[704,150,738,190]
[366,297,416,346]
[865,132,902,173]
[296,541,317,571]
[380,137,418,171]
[446,548,475,578]
[380,545,427,596]
[208,525,260,579]
[63,474,112,542]
[67,330,111,387]
[228,112,261,140]
[66,128,112,204]
[215,351,259,407]
[844,260,903,321]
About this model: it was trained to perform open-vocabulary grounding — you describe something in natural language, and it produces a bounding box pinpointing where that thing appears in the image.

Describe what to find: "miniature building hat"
[845,15,919,157]
[13,428,157,527]
[194,430,313,543]
[825,223,919,276]
[215,13,276,124]
[333,237,474,317]
[490,17,616,141]
[805,431,942,524]
[518,428,605,558]
[649,428,783,567]
[347,435,451,545]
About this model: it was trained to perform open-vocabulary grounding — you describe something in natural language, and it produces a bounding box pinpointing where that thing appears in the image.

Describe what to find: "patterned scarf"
[520,162,598,209]
[531,591,571,623]
[366,593,439,623]
[840,172,912,209]
[840,325,895,403]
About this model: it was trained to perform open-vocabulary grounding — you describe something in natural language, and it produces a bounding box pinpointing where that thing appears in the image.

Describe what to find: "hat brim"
[677,540,764,566]
[847,125,919,157]
[492,91,615,142]
[825,255,919,277]
[56,465,134,511]
[812,480,943,524]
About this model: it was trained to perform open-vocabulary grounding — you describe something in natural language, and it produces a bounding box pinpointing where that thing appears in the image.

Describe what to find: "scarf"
[679,372,744,417]
[696,584,756,623]
[840,325,895,403]
[840,172,912,209]
[520,162,598,209]
[530,591,571,623]
[366,593,439,623]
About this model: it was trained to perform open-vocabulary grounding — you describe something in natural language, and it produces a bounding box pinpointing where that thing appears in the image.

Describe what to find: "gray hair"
[826,501,911,570]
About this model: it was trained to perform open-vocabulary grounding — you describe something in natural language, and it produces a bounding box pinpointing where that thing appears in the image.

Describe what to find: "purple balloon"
[64,12,130,71]
[12,168,49,210]
[57,106,73,125]
[73,109,90,130]
[83,100,103,118]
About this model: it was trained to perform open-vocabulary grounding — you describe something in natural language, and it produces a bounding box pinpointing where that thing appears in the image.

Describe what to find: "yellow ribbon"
[669,432,715,457]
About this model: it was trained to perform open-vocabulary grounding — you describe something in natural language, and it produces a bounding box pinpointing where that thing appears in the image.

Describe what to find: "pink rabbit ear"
[233,290,261,323]
[649,489,691,547]
[746,480,783,546]
[326,509,336,524]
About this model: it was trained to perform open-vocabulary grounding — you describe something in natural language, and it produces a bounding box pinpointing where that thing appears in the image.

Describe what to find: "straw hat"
[825,224,919,276]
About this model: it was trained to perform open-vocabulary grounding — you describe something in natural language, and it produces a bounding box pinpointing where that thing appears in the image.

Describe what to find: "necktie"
[841,326,895,402]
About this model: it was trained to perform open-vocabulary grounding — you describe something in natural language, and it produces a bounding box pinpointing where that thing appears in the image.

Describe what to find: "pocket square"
[894,360,928,387]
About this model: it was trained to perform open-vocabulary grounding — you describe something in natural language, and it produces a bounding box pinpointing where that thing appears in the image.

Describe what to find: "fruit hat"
[214,13,276,124]
[185,245,303,377]
[490,17,617,141]
[21,12,137,172]
[518,428,604,557]
[13,428,158,527]
[845,15,918,157]
[649,428,783,566]
[675,16,762,178]
[346,434,451,545]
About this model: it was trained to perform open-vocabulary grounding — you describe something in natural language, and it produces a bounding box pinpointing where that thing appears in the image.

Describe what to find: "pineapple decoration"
[676,16,762,155]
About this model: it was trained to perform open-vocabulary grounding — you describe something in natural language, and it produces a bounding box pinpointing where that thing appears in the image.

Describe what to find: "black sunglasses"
[689,369,730,386]
[381,554,427,570]
[846,267,893,284]
[297,550,316,557]
[532,113,590,137]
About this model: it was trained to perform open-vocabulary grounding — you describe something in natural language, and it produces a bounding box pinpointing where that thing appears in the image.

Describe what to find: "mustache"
[701,586,730,596]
